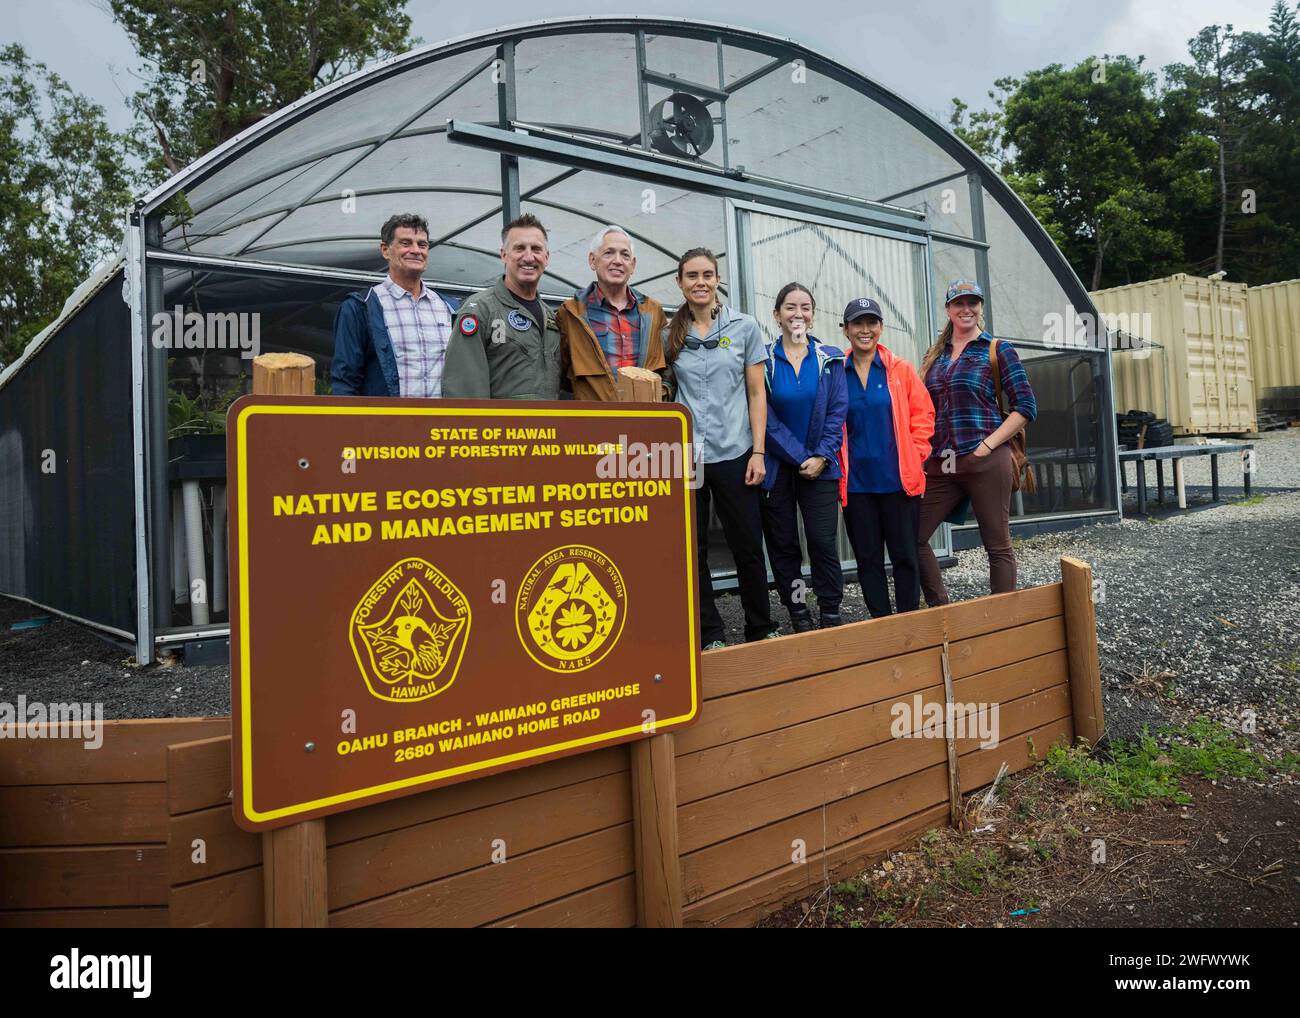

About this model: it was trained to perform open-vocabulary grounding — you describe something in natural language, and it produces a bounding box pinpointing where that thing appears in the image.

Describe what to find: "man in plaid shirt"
[331,214,453,397]
[556,226,670,401]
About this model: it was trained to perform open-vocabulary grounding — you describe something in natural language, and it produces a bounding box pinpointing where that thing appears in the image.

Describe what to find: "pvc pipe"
[1174,458,1186,509]
[182,479,210,625]
[212,484,227,615]
[171,488,187,606]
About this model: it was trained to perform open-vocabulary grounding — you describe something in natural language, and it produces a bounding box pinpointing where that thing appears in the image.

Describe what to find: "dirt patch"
[760,752,1300,929]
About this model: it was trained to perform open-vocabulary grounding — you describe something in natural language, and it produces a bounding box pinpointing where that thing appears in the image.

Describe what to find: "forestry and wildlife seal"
[349,558,470,702]
[515,545,627,673]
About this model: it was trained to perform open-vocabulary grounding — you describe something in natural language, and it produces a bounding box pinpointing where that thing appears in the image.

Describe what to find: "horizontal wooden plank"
[326,744,629,847]
[680,726,948,854]
[949,617,1065,681]
[677,651,1068,805]
[488,876,636,928]
[328,770,631,909]
[684,716,1073,925]
[167,736,234,815]
[682,765,943,903]
[0,845,167,909]
[680,647,941,756]
[169,865,263,928]
[330,823,634,928]
[702,582,1062,697]
[952,649,1070,705]
[0,782,167,846]
[961,716,1073,790]
[679,617,1064,757]
[0,907,168,929]
[684,803,951,928]
[680,708,1072,903]
[0,717,230,785]
[679,682,938,807]
[169,805,262,885]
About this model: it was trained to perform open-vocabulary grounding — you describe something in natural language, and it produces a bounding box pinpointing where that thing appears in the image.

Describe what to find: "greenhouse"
[0,16,1119,663]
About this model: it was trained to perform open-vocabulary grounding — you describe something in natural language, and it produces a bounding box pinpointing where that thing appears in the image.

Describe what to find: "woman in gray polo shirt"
[665,248,774,648]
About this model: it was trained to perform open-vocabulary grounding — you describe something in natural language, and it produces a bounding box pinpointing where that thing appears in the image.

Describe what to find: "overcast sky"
[10,0,1280,134]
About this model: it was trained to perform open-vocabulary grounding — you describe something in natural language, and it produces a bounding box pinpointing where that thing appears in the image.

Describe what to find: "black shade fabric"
[0,271,137,634]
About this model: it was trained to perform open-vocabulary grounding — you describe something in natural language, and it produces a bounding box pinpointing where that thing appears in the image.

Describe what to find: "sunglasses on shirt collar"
[682,335,721,350]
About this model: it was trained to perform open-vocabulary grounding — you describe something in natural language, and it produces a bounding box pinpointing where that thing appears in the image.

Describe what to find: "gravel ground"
[0,602,230,719]
[4,429,1300,750]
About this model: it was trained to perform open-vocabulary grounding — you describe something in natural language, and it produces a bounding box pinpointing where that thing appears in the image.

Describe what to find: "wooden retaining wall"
[2,559,1104,927]
[0,717,229,927]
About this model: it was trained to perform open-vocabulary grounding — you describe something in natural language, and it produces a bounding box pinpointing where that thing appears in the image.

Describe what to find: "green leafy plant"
[168,384,240,437]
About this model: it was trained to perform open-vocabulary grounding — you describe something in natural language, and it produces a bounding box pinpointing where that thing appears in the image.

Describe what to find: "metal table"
[1118,443,1255,514]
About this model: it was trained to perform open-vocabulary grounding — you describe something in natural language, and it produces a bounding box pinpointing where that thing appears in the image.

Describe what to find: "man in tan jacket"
[556,225,671,401]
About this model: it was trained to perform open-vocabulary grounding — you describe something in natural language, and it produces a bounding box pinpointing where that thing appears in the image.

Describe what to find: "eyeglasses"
[683,335,720,350]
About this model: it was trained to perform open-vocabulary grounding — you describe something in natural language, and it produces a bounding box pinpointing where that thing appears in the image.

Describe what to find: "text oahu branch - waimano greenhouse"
[0,17,1118,663]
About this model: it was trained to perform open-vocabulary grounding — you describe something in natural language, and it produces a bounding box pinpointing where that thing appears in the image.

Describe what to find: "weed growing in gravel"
[1045,734,1189,808]
[1165,717,1271,780]
[1045,718,1297,809]
[1237,494,1266,506]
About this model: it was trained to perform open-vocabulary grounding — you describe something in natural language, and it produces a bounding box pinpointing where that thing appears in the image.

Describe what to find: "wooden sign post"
[615,367,684,927]
[232,358,697,927]
[250,353,328,927]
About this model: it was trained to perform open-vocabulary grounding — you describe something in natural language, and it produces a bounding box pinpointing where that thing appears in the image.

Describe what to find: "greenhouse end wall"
[0,273,139,636]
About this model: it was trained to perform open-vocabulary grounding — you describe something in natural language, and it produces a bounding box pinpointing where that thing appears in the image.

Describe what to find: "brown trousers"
[916,444,1016,606]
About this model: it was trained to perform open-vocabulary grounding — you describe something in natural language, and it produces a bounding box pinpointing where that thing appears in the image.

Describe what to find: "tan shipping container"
[1247,278,1300,396]
[1090,273,1256,435]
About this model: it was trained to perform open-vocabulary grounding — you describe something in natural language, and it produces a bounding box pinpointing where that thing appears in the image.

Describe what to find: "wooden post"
[252,352,317,395]
[938,616,963,832]
[263,821,328,927]
[1060,556,1105,747]
[251,352,328,927]
[609,366,683,926]
[630,733,683,927]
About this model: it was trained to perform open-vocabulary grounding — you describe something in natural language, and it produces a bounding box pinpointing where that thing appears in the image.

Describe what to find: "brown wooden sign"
[227,396,699,831]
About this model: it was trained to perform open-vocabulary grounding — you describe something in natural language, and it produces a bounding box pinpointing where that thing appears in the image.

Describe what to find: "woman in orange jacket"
[838,298,935,617]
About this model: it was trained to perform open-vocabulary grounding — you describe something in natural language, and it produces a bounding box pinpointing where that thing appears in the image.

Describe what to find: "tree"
[1232,1,1300,282]
[1179,25,1254,273]
[0,45,139,368]
[999,56,1183,289]
[107,0,417,181]
[949,89,1068,250]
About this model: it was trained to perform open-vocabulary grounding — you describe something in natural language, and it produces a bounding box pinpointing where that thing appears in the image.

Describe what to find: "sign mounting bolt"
[304,741,316,752]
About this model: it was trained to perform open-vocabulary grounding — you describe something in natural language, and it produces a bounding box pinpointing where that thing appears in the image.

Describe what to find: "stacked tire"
[1117,410,1173,449]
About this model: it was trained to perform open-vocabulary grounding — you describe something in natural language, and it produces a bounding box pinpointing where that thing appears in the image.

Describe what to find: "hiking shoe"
[789,608,816,634]
[819,612,843,629]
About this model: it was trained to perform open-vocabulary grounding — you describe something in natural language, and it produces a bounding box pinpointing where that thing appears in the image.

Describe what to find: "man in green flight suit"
[442,213,564,400]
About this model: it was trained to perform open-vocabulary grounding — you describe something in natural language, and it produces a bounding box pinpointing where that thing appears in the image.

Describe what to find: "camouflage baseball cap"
[944,278,985,304]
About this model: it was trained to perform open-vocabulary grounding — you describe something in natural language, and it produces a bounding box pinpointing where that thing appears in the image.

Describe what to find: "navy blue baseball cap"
[843,297,884,323]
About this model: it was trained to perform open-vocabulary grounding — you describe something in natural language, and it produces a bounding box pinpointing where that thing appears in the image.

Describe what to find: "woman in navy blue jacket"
[761,283,848,631]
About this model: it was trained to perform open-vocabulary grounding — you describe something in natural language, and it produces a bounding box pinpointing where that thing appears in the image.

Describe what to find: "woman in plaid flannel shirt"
[915,280,1037,604]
